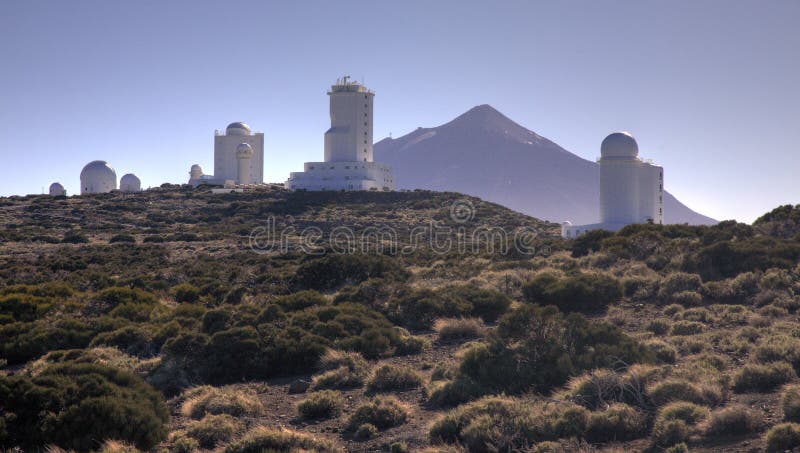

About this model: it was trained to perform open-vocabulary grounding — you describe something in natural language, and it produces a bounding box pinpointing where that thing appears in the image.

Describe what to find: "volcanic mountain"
[374,104,716,226]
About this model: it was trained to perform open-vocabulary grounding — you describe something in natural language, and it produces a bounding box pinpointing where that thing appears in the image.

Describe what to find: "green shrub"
[294,254,410,291]
[782,385,800,421]
[171,283,201,303]
[437,285,511,321]
[62,229,89,243]
[452,305,652,398]
[427,377,485,409]
[171,434,199,453]
[297,390,344,419]
[354,423,379,441]
[109,234,136,243]
[0,362,169,452]
[367,364,423,393]
[273,290,328,311]
[585,403,646,442]
[347,396,409,431]
[705,404,764,436]
[385,287,472,330]
[223,426,342,453]
[733,362,795,393]
[658,272,703,302]
[89,325,155,358]
[185,414,243,449]
[312,350,369,390]
[570,229,615,257]
[521,271,622,313]
[765,423,800,453]
[652,419,691,447]
[434,317,486,341]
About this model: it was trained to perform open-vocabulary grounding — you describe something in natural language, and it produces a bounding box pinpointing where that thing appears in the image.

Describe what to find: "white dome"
[191,164,202,172]
[49,182,66,196]
[120,173,141,192]
[80,160,117,194]
[601,132,638,158]
[236,142,254,159]
[226,122,251,136]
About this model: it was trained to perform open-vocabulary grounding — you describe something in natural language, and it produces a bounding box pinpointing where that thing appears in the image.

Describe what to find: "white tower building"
[80,160,117,194]
[188,123,264,187]
[49,182,66,196]
[236,143,254,184]
[120,173,142,192]
[214,122,264,183]
[562,132,663,238]
[286,76,395,191]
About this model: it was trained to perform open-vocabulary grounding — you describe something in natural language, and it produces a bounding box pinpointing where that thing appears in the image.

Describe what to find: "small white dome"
[80,160,117,194]
[236,142,254,159]
[49,182,66,196]
[601,132,638,158]
[120,173,141,193]
[561,221,573,226]
[227,122,251,136]
[191,164,202,172]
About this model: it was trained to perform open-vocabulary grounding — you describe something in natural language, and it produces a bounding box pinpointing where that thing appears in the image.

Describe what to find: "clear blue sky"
[1,1,798,223]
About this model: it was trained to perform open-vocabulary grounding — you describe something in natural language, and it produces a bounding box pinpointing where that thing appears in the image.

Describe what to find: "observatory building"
[286,77,395,191]
[188,122,264,187]
[49,182,66,196]
[80,160,117,194]
[120,173,142,193]
[562,132,663,238]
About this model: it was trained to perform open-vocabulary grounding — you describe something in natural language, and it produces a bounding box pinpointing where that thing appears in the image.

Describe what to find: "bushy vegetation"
[297,390,344,419]
[448,305,652,398]
[366,364,423,392]
[347,396,410,431]
[223,426,342,453]
[521,271,622,312]
[0,362,168,452]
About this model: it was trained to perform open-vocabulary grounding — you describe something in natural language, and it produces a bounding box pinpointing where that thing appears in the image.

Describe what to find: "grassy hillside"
[1,188,799,453]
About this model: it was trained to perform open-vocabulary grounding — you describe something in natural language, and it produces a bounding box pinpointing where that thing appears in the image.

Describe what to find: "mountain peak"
[442,104,541,143]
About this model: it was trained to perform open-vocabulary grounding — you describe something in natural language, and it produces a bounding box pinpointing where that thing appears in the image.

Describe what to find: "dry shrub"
[585,403,647,442]
[223,426,342,453]
[651,402,709,447]
[704,404,765,436]
[648,378,725,407]
[312,349,369,390]
[180,385,265,419]
[646,339,678,364]
[366,364,423,393]
[297,390,344,419]
[765,423,800,453]
[347,396,410,431]
[184,414,243,448]
[733,362,796,393]
[670,321,705,336]
[782,384,800,421]
[96,441,142,453]
[434,318,486,342]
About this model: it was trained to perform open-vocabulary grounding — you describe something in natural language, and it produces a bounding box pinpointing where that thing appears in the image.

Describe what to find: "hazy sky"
[1,1,797,223]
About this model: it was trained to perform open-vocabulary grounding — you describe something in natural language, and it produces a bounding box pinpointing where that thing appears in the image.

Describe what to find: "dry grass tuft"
[434,318,486,342]
[180,385,265,419]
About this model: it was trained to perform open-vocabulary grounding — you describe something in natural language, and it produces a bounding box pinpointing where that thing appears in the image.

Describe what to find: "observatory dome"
[226,122,251,136]
[601,132,639,158]
[80,160,117,194]
[236,142,254,159]
[120,173,142,193]
[49,182,66,196]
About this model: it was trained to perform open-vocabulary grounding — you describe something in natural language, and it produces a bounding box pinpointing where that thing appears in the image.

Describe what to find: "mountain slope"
[375,105,716,225]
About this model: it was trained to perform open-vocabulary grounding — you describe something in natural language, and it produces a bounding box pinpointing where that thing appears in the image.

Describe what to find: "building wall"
[600,158,641,224]
[638,163,664,224]
[214,133,264,183]
[286,161,395,191]
[324,82,373,163]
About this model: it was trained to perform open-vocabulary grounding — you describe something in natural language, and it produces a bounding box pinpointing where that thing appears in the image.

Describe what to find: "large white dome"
[120,173,141,193]
[226,122,251,136]
[80,160,117,194]
[601,132,639,158]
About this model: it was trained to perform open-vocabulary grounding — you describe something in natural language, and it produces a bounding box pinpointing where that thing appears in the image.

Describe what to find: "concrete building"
[120,173,142,192]
[286,77,395,191]
[49,182,66,196]
[188,122,264,186]
[562,132,663,238]
[80,160,117,194]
